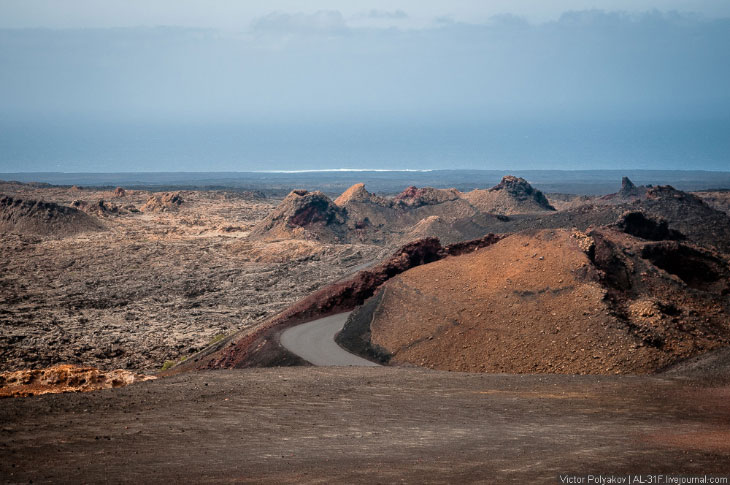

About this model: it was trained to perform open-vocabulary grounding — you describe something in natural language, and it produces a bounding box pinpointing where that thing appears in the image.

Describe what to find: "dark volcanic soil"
[1,368,729,484]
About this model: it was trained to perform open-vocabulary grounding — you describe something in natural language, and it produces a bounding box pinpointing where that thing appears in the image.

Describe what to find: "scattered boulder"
[113,187,126,197]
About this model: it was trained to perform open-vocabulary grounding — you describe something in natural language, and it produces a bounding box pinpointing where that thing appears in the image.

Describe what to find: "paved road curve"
[280,312,379,366]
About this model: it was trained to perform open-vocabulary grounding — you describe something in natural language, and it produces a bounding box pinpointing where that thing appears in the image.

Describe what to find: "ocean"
[1,118,728,173]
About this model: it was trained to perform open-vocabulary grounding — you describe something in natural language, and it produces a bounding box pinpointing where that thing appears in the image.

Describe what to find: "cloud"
[251,10,348,35]
[1,10,728,123]
[364,9,408,20]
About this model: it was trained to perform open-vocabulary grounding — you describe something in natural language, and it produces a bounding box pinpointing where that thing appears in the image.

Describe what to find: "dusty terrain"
[1,367,729,483]
[0,181,382,372]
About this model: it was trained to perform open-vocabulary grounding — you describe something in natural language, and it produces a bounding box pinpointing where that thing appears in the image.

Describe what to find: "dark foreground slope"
[2,368,729,484]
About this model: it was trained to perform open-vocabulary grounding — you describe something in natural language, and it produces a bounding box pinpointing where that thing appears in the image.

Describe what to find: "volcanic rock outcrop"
[393,186,462,207]
[614,211,684,241]
[599,177,649,202]
[71,199,125,217]
[250,190,348,243]
[617,176,644,199]
[461,175,555,215]
[695,190,730,215]
[141,192,184,213]
[334,183,388,206]
[0,195,104,237]
[0,364,154,397]
[637,185,730,253]
[339,227,730,374]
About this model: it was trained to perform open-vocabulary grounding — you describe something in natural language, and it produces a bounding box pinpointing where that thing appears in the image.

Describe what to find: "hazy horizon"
[1,2,728,172]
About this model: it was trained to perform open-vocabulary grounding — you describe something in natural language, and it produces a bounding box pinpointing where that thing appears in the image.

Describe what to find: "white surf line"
[280,312,380,367]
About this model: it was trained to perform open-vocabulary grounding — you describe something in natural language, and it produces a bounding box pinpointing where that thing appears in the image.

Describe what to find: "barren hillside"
[340,224,730,374]
[1,194,105,237]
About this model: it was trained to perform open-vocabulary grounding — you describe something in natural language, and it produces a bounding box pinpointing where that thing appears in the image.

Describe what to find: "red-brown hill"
[339,223,730,374]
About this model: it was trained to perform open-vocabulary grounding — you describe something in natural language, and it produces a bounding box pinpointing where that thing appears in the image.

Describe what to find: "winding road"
[280,312,379,367]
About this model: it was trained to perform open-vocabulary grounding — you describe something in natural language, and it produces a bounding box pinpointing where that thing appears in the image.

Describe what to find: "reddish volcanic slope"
[340,226,730,374]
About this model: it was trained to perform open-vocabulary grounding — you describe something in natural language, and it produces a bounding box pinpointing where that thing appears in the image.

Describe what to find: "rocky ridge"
[0,194,104,237]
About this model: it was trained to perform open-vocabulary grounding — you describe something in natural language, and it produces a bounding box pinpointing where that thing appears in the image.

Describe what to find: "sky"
[3,0,730,28]
[0,1,729,172]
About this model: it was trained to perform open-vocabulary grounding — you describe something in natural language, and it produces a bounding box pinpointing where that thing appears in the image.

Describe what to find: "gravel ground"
[1,367,729,484]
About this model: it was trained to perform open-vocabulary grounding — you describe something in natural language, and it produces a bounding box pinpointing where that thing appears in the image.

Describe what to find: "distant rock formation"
[253,178,557,244]
[618,177,640,198]
[602,176,648,201]
[638,185,730,253]
[397,215,492,246]
[250,189,347,243]
[461,176,555,215]
[334,183,388,207]
[393,186,461,208]
[0,194,104,237]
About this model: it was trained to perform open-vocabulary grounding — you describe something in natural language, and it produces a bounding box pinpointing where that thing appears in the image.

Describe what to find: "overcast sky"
[2,5,728,122]
[1,1,728,171]
[2,0,730,28]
